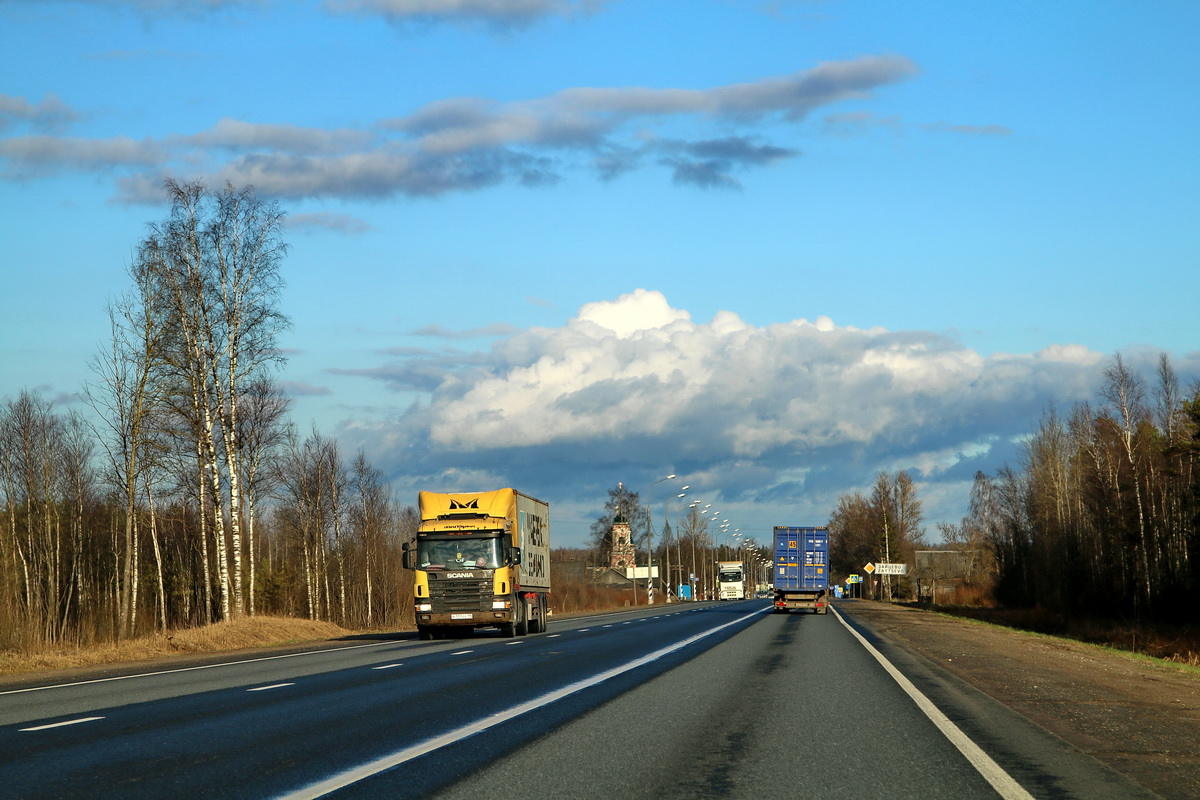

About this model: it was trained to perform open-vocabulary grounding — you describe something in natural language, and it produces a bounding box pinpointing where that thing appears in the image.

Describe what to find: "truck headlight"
[417,603,432,612]
[492,600,510,609]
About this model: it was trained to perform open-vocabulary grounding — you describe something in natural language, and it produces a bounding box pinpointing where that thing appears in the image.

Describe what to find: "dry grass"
[933,605,1200,667]
[0,616,354,678]
[550,580,636,615]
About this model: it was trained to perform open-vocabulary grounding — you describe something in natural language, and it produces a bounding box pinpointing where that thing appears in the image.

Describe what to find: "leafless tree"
[137,179,289,621]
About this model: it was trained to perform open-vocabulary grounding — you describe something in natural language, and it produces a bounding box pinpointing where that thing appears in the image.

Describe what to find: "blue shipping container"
[773,526,829,591]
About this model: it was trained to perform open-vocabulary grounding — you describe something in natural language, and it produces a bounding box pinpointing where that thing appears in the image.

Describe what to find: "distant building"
[608,516,635,569]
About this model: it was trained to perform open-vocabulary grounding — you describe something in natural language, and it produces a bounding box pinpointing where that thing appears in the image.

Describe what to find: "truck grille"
[429,579,491,611]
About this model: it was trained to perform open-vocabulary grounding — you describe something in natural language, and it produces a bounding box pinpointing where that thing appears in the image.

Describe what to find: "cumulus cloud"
[2,56,918,202]
[419,293,1106,458]
[335,290,1151,524]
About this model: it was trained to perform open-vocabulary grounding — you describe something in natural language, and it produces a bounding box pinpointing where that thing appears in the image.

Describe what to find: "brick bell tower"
[609,516,635,570]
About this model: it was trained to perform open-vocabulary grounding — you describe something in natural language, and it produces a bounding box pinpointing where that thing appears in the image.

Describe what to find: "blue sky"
[2,0,1198,549]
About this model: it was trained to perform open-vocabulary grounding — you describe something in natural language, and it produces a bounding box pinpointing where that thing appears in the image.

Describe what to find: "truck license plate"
[450,614,472,620]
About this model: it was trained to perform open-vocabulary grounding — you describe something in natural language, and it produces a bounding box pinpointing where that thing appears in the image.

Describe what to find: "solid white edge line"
[20,716,104,731]
[832,606,1035,800]
[276,606,771,800]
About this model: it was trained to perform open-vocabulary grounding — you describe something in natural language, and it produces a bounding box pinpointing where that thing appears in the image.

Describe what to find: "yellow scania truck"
[404,488,551,639]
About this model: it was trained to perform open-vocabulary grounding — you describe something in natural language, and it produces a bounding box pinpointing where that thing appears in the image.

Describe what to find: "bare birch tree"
[137,179,289,621]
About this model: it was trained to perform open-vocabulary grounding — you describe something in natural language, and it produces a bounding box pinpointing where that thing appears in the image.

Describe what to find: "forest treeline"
[962,355,1200,623]
[829,354,1200,625]
[0,181,417,652]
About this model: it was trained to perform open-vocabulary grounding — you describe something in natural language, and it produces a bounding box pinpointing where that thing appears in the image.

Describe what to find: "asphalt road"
[0,600,1150,799]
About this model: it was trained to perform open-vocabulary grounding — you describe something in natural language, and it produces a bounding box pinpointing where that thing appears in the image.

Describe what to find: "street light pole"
[664,488,687,603]
[645,474,676,605]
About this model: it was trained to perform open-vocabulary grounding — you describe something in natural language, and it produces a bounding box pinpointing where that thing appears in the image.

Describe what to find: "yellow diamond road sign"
[863,563,876,573]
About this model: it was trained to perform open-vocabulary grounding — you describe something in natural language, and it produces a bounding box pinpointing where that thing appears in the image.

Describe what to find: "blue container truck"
[773,526,830,614]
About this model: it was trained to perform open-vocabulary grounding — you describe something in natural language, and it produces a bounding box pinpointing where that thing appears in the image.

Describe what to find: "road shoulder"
[837,600,1199,800]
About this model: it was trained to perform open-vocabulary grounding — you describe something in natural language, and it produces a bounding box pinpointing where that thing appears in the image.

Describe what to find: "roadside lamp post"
[645,474,676,604]
[664,488,688,603]
[713,522,729,593]
[705,511,720,599]
[686,500,701,600]
[710,514,725,598]
[676,494,692,600]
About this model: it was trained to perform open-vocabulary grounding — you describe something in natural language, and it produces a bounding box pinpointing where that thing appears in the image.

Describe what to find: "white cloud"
[330,290,1181,544]
[575,288,691,337]
[328,293,1200,544]
[365,291,1106,467]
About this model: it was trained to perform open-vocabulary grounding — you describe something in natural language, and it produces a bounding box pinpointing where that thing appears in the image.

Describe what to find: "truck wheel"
[417,625,433,641]
[515,599,529,636]
[499,621,516,637]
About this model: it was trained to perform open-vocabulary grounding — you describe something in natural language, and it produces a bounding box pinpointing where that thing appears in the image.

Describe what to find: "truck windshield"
[719,570,742,581]
[417,536,502,570]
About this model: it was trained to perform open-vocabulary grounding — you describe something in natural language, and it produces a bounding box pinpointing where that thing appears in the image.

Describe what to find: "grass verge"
[927,604,1200,669]
[0,616,353,678]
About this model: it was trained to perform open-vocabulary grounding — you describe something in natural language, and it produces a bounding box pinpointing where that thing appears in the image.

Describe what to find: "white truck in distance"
[718,560,746,600]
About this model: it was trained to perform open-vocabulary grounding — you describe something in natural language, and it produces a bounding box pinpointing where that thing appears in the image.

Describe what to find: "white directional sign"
[874,562,908,575]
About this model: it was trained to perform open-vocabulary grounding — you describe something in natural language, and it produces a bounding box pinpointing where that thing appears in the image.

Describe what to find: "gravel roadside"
[838,599,1200,800]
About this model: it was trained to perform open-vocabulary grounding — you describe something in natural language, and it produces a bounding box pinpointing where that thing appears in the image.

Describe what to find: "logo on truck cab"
[450,499,479,510]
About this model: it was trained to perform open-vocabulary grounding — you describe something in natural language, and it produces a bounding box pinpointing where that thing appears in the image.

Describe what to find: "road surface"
[0,600,1151,799]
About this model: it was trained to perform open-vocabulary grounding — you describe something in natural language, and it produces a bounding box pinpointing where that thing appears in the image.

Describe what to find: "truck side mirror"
[402,542,416,570]
[508,546,522,566]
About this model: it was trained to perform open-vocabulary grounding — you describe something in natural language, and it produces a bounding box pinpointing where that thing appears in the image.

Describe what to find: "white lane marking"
[547,634,561,638]
[277,606,770,800]
[0,641,400,696]
[833,606,1035,800]
[577,628,590,632]
[505,642,523,646]
[20,716,104,732]
[247,683,295,692]
[450,650,474,656]
[371,664,404,670]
